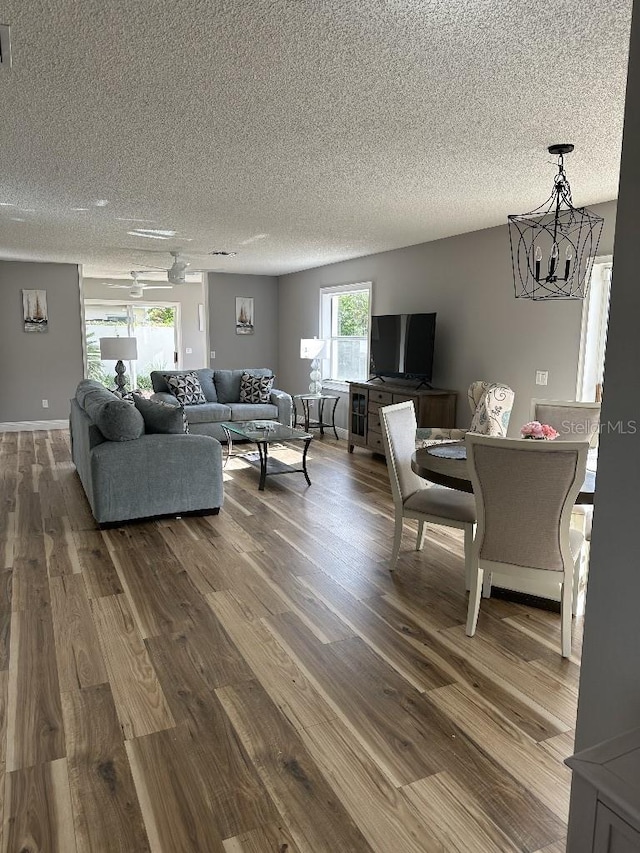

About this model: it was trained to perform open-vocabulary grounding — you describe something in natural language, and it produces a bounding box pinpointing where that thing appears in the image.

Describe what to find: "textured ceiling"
[0,0,633,278]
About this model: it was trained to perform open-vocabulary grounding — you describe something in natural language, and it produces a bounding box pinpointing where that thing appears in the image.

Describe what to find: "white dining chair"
[530,399,601,446]
[380,401,476,584]
[530,398,600,614]
[465,434,589,657]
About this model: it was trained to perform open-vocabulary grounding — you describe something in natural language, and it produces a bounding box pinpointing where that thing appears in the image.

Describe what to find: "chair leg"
[572,544,589,617]
[463,525,474,591]
[561,574,573,658]
[482,570,492,599]
[416,520,426,551]
[466,567,483,637]
[390,511,404,571]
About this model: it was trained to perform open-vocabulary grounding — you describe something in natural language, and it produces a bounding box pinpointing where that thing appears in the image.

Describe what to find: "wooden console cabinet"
[348,380,457,454]
[566,728,640,851]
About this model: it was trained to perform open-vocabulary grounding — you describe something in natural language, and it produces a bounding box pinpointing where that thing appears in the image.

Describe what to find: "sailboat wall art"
[235,296,254,335]
[22,289,48,333]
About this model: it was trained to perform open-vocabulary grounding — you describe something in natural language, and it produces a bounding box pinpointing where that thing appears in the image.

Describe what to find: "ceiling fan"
[128,250,192,285]
[108,270,174,299]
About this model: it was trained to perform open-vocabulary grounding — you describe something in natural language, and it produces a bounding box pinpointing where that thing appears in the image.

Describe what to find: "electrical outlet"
[42,399,49,408]
[210,351,216,359]
[535,370,549,386]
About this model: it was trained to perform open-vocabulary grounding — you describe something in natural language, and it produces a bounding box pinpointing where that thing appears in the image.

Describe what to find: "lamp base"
[309,357,322,395]
[114,359,128,393]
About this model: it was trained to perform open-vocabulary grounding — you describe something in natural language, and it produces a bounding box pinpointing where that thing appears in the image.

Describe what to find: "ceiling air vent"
[0,26,12,69]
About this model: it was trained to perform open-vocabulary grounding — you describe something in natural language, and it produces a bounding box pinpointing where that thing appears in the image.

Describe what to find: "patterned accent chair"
[416,381,515,447]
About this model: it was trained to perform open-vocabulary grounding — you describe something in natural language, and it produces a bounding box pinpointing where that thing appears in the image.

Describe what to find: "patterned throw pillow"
[164,372,206,405]
[239,372,275,404]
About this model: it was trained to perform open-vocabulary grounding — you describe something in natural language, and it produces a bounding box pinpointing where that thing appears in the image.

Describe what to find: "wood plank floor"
[0,429,581,852]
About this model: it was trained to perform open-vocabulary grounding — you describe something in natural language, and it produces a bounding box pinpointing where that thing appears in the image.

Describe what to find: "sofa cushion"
[239,372,275,404]
[228,403,279,421]
[75,379,108,408]
[133,394,189,434]
[214,369,273,404]
[78,385,145,441]
[194,369,217,402]
[184,402,232,424]
[165,372,207,405]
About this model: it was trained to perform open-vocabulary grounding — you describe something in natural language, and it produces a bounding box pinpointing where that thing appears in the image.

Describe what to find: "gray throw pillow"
[84,391,145,441]
[133,394,189,434]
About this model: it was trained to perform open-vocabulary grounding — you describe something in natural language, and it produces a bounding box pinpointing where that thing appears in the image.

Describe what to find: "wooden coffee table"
[219,420,313,490]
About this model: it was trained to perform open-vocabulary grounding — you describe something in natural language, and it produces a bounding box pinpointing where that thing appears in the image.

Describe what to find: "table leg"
[330,397,339,440]
[318,398,325,436]
[256,442,268,490]
[303,398,310,431]
[302,437,312,486]
[222,426,232,467]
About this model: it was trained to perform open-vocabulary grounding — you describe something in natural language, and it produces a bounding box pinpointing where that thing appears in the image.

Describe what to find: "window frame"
[319,281,372,391]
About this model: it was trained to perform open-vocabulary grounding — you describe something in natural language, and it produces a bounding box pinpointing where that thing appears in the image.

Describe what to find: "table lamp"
[99,336,138,393]
[300,338,327,395]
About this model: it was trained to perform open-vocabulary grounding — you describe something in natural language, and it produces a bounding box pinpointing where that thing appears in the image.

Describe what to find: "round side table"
[293,394,340,439]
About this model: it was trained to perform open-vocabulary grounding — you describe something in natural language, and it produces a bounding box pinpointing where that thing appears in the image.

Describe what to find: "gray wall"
[0,261,83,422]
[82,278,207,370]
[278,202,617,432]
[207,272,279,372]
[567,1,640,847]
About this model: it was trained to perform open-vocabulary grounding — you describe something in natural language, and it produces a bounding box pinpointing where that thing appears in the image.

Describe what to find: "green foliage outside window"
[85,331,111,386]
[145,307,175,326]
[337,291,369,337]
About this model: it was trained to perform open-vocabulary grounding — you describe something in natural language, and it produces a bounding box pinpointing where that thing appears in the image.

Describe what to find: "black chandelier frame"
[508,144,604,301]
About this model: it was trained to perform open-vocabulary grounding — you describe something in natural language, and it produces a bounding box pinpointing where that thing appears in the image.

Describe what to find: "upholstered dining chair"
[530,399,601,446]
[416,381,515,447]
[380,401,476,583]
[465,434,589,657]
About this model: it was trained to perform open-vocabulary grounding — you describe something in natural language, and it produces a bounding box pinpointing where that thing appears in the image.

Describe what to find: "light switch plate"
[210,351,216,359]
[535,370,549,386]
[185,347,192,354]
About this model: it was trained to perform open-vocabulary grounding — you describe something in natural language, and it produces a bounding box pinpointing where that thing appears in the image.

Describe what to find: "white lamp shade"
[99,337,138,360]
[300,338,327,360]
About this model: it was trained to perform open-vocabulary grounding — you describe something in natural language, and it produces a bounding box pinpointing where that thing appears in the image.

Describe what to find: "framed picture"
[22,289,48,332]
[236,297,254,335]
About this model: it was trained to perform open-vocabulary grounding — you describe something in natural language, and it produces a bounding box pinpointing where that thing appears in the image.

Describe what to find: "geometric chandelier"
[508,144,604,300]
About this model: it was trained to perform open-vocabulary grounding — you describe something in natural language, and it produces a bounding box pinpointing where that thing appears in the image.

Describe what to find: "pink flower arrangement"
[520,421,559,440]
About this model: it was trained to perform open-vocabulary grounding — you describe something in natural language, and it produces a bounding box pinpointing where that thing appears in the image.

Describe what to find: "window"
[320,282,371,385]
[84,301,178,392]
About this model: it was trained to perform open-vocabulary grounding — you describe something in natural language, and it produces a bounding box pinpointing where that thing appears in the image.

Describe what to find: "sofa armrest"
[270,389,293,427]
[89,433,223,524]
[150,392,180,407]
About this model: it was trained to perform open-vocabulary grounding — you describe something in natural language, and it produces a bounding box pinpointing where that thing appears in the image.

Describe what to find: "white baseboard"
[0,420,67,432]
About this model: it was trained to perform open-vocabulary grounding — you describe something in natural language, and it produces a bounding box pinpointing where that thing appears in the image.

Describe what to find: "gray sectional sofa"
[150,368,293,442]
[70,380,224,526]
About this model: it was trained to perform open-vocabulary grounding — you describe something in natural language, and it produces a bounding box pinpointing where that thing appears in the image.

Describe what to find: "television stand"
[348,380,457,454]
[413,378,433,390]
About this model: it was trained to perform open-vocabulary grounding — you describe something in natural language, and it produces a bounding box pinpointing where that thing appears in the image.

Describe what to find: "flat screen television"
[369,312,436,385]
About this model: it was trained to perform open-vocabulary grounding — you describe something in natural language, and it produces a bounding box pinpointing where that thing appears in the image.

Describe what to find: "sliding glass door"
[85,302,178,392]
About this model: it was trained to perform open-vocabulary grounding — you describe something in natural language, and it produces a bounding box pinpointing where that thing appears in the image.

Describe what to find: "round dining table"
[411,441,596,504]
